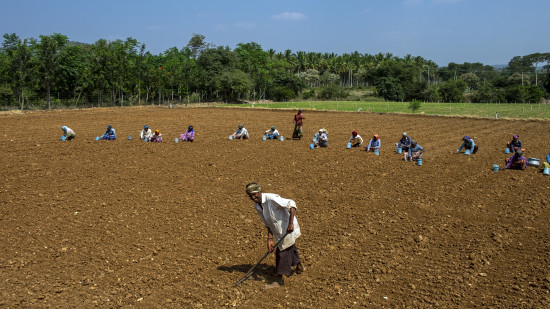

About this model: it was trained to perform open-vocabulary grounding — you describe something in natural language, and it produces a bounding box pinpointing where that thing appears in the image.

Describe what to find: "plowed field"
[1,106,549,307]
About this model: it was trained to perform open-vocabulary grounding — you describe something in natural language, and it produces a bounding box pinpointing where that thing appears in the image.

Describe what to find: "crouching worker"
[232,124,249,139]
[348,131,363,147]
[61,126,76,140]
[313,128,328,148]
[149,130,163,142]
[180,125,195,142]
[140,125,152,141]
[455,135,477,154]
[407,140,424,161]
[246,183,304,288]
[101,124,116,140]
[507,134,524,153]
[504,150,527,170]
[397,132,411,159]
[265,126,279,139]
[365,134,381,152]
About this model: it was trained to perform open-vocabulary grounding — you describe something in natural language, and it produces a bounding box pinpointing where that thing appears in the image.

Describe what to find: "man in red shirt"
[292,109,305,140]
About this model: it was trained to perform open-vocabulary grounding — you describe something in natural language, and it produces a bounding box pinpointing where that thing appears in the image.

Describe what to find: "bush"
[301,88,316,100]
[317,85,348,100]
[408,99,421,112]
[270,86,295,102]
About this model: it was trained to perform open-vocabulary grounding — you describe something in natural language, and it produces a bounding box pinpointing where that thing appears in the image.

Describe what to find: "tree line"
[1,33,549,110]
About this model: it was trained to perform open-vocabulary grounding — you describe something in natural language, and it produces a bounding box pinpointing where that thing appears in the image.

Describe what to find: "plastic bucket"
[61,135,66,141]
[417,158,423,166]
[504,148,510,154]
[262,135,267,141]
[280,136,284,141]
[128,135,132,140]
[464,149,471,155]
[229,135,233,140]
[95,136,100,141]
[492,164,499,172]
[309,144,314,149]
[174,138,179,143]
[397,147,402,154]
[544,167,550,175]
[374,149,380,156]
[347,142,351,149]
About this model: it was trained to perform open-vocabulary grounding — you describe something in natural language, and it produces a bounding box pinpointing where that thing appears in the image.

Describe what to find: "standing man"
[246,183,304,287]
[293,109,305,140]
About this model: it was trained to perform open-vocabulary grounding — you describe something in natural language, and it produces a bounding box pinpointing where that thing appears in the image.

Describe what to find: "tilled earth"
[1,106,549,308]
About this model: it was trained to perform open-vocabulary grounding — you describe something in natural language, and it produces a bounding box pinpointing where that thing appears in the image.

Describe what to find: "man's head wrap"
[246,183,262,194]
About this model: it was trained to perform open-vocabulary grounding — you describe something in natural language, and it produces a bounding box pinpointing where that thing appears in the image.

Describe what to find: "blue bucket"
[174,138,179,143]
[492,164,499,172]
[95,136,100,141]
[228,135,233,140]
[347,142,351,149]
[417,158,423,166]
[374,149,380,156]
[262,135,267,141]
[504,148,510,154]
[544,167,550,175]
[280,136,284,141]
[397,147,402,154]
[464,149,471,155]
[310,144,315,149]
[128,135,132,140]
[61,135,66,141]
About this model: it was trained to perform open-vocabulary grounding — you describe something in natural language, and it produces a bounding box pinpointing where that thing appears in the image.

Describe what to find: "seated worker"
[149,130,163,142]
[348,131,363,147]
[313,128,328,148]
[264,126,279,139]
[232,124,249,139]
[365,134,381,152]
[504,150,527,170]
[140,125,152,141]
[397,132,411,157]
[180,125,195,142]
[61,126,76,140]
[101,124,116,140]
[406,140,424,161]
[507,134,523,153]
[544,153,550,168]
[455,135,478,154]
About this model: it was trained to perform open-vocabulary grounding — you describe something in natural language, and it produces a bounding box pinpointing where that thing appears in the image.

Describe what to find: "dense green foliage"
[0,33,549,109]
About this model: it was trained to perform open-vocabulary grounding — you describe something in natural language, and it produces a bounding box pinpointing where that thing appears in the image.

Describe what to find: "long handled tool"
[235,232,289,286]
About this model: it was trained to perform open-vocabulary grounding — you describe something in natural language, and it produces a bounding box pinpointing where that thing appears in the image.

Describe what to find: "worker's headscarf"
[238,124,244,129]
[188,125,193,132]
[246,183,262,195]
[352,131,358,137]
[61,126,67,131]
[513,134,519,139]
[373,134,379,140]
[463,135,470,141]
[155,130,160,135]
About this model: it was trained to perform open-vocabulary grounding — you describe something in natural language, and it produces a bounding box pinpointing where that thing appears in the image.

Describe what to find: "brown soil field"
[1,106,550,308]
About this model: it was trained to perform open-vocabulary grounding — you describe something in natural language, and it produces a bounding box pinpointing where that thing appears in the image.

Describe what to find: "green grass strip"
[220,101,550,120]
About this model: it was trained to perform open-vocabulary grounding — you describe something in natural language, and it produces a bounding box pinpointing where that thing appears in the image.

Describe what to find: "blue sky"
[2,0,549,66]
